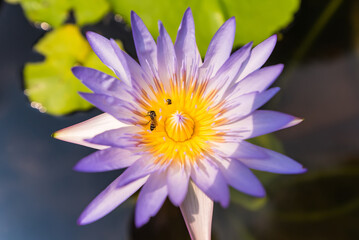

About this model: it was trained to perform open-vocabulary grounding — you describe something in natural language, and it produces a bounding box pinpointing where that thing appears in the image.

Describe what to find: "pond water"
[0,0,358,239]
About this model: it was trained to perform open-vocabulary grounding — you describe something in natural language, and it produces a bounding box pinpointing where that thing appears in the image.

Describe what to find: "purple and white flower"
[54,8,305,239]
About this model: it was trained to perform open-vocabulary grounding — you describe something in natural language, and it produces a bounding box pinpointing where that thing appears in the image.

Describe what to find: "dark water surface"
[0,0,358,239]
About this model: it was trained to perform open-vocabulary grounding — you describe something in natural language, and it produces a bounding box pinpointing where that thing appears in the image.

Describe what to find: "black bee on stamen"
[166,99,172,105]
[146,110,157,131]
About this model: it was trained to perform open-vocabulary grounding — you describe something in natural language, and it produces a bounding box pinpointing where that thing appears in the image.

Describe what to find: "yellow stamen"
[165,111,195,142]
[136,76,224,165]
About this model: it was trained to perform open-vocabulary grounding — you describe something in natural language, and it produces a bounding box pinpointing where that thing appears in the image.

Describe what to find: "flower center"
[165,111,195,142]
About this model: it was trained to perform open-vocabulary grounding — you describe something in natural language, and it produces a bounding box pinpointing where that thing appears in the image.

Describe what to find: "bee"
[166,99,172,105]
[146,110,157,131]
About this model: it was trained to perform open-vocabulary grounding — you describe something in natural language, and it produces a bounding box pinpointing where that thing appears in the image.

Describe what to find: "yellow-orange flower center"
[135,75,226,165]
[165,111,195,142]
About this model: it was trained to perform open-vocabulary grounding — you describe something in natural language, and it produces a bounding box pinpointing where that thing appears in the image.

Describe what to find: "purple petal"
[53,113,128,150]
[117,157,159,188]
[79,92,142,124]
[237,144,307,174]
[205,42,252,101]
[86,32,131,85]
[220,87,280,124]
[74,147,140,172]
[131,11,158,78]
[72,66,133,101]
[230,64,284,96]
[113,48,157,100]
[216,110,303,140]
[213,141,268,159]
[157,21,177,92]
[237,35,277,81]
[216,157,265,197]
[201,17,236,77]
[180,181,213,240]
[78,175,148,225]
[167,163,189,206]
[216,110,303,142]
[135,172,168,227]
[191,159,230,207]
[86,126,141,148]
[175,8,202,74]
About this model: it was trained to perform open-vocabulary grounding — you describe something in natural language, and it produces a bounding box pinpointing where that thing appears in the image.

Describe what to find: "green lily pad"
[5,0,110,27]
[72,0,110,26]
[108,0,300,55]
[24,24,119,115]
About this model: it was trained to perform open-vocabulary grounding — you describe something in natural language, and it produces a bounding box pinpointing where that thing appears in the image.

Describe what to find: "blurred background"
[0,0,358,239]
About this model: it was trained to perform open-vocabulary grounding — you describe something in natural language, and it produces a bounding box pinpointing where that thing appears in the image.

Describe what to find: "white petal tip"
[269,34,277,41]
[77,215,92,226]
[52,128,71,142]
[86,31,100,41]
[286,117,304,128]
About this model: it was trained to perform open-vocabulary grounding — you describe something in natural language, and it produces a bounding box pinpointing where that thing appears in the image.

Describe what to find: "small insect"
[146,110,157,131]
[166,99,172,105]
[147,110,156,118]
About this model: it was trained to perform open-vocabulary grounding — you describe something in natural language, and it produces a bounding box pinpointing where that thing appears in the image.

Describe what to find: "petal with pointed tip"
[213,141,268,159]
[135,172,168,227]
[201,17,236,77]
[86,31,131,85]
[238,144,307,174]
[86,126,141,148]
[131,11,158,78]
[220,87,280,124]
[231,64,284,96]
[72,66,133,101]
[215,110,303,140]
[53,113,128,149]
[157,21,177,92]
[237,35,277,81]
[206,42,252,101]
[78,175,149,225]
[175,8,201,73]
[117,157,159,188]
[216,157,266,197]
[74,147,140,172]
[113,47,156,99]
[79,93,141,124]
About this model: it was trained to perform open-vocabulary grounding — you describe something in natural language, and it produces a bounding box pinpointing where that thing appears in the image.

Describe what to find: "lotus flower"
[54,8,306,239]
